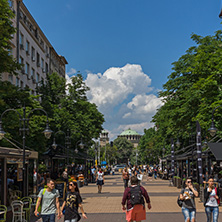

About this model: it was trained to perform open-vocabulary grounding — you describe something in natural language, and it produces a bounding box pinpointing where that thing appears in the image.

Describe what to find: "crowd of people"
[33,163,222,222]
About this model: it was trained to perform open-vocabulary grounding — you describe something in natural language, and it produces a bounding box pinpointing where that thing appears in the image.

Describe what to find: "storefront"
[0,146,38,206]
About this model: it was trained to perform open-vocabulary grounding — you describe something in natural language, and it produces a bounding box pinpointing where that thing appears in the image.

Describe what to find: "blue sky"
[24,0,222,139]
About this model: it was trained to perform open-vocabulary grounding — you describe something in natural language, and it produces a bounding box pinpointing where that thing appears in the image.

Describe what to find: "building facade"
[2,0,68,94]
[118,128,141,148]
[100,130,109,147]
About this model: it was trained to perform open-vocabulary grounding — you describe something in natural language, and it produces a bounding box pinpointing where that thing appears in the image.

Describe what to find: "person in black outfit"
[60,181,87,222]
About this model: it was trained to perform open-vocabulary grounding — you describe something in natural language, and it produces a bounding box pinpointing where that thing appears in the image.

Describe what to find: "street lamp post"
[208,105,222,137]
[0,107,52,196]
[51,129,71,168]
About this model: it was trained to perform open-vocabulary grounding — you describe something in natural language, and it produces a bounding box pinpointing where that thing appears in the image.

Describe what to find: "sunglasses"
[187,181,192,183]
[69,184,73,186]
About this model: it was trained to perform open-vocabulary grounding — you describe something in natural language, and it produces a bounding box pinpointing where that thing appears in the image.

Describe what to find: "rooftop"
[119,128,140,136]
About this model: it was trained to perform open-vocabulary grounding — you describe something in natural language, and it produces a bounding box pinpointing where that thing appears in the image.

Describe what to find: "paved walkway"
[31,173,218,222]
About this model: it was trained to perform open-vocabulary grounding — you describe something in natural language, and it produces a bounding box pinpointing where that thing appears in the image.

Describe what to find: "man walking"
[35,178,60,222]
[122,175,151,222]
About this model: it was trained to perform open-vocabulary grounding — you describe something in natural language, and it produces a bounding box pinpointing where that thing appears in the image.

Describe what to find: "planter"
[173,177,176,186]
[177,178,182,189]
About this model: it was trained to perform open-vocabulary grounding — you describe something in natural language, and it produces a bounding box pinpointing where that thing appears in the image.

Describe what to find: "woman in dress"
[61,181,87,222]
[204,176,220,222]
[96,167,105,193]
[179,177,198,222]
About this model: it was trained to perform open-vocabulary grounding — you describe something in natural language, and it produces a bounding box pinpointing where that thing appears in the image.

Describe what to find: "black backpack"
[130,185,144,206]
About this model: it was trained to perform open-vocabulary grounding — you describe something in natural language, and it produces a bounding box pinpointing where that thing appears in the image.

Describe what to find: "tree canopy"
[0,0,21,76]
[140,30,222,160]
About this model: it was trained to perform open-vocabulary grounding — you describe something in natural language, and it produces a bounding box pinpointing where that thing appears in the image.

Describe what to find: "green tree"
[0,0,21,77]
[0,81,50,153]
[152,30,222,154]
[38,72,104,151]
[113,137,133,164]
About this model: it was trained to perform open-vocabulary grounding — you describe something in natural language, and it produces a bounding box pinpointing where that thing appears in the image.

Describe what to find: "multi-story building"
[2,0,68,94]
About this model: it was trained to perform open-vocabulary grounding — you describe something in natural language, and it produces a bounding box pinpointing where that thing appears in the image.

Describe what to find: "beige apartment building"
[2,0,68,94]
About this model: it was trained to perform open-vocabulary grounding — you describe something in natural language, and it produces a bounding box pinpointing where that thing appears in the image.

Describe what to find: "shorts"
[97,180,104,186]
[126,205,146,222]
[182,207,196,222]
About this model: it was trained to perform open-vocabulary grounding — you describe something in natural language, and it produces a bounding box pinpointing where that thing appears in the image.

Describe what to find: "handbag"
[177,196,183,207]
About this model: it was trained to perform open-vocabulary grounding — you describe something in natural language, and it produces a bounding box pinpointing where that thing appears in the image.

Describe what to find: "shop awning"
[208,143,222,161]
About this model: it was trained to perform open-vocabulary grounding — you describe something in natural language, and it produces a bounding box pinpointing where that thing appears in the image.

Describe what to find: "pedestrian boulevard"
[32,173,213,222]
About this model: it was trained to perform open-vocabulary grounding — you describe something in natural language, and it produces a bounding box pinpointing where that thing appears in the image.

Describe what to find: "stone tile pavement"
[31,173,218,221]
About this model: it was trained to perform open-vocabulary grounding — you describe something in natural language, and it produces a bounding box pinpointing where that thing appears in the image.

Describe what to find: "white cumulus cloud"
[85,64,152,112]
[84,64,163,139]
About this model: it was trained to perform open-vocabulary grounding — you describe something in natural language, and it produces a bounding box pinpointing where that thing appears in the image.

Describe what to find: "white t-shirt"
[97,171,104,181]
[205,188,218,207]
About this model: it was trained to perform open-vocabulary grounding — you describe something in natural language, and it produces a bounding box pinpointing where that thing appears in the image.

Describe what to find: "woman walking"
[61,181,87,222]
[122,167,130,189]
[96,167,105,193]
[179,177,198,222]
[204,176,220,222]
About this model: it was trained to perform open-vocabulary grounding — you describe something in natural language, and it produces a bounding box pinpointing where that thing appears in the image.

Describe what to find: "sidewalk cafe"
[0,146,38,206]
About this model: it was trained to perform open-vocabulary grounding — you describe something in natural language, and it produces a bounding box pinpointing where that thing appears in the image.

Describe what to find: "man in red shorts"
[121,175,151,222]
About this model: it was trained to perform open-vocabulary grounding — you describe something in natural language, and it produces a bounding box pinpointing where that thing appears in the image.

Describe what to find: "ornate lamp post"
[0,107,52,196]
[75,138,85,153]
[208,105,222,137]
[51,129,71,167]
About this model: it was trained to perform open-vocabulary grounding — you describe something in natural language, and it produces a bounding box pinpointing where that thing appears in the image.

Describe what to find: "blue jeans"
[41,214,56,222]
[205,206,219,222]
[182,207,196,222]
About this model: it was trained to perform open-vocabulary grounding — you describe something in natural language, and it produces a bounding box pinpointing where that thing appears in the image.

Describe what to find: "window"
[19,56,24,64]
[37,52,40,66]
[41,58,44,69]
[31,68,35,77]
[36,73,40,83]
[45,62,48,73]
[31,47,35,61]
[8,74,13,83]
[19,32,24,48]
[16,77,20,87]
[8,0,13,8]
[25,63,29,75]
[26,41,30,54]
[20,81,24,89]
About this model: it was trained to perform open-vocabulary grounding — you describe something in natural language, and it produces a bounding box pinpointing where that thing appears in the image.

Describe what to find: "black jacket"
[204,187,220,207]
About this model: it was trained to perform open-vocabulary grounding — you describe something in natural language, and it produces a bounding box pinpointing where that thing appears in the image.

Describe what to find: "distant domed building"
[118,128,141,147]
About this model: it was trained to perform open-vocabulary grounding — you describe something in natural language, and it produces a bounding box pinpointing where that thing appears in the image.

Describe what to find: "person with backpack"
[121,175,151,222]
[60,181,87,222]
[204,176,220,222]
[34,178,61,222]
[179,177,198,222]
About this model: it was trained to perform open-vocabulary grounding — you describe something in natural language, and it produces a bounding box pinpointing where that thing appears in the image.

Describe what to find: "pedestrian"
[179,177,198,222]
[204,176,220,222]
[60,181,87,222]
[153,165,157,180]
[96,167,105,193]
[121,175,151,222]
[122,167,130,189]
[35,178,61,222]
[91,166,96,183]
[62,167,69,184]
[37,173,45,192]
